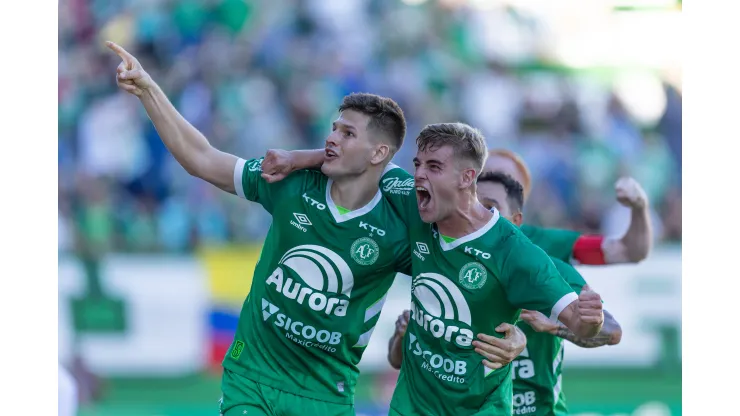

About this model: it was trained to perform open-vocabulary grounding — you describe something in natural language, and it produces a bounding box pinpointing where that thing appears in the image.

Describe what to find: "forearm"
[621,205,653,261]
[290,149,325,171]
[388,333,403,369]
[605,206,653,263]
[553,311,621,348]
[139,84,218,177]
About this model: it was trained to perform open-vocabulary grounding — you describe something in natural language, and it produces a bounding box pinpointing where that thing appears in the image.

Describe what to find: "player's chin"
[320,161,339,177]
[418,207,439,224]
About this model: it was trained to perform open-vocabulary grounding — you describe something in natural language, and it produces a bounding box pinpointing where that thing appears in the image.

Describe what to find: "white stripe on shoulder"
[383,162,401,175]
[549,291,578,322]
[234,158,247,199]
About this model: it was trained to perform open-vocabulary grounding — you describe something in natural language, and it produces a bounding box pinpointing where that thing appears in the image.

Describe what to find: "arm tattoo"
[554,310,620,348]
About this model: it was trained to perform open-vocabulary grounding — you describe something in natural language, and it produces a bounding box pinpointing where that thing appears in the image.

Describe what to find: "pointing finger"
[106,41,137,69]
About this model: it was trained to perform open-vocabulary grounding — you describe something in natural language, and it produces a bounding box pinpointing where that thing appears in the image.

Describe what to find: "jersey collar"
[325,178,383,223]
[437,208,500,251]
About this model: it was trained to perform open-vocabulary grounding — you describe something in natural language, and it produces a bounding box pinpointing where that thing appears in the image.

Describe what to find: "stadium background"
[57,0,682,415]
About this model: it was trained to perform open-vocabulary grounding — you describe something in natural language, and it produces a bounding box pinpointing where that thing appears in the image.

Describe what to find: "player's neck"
[329,170,381,211]
[436,194,492,238]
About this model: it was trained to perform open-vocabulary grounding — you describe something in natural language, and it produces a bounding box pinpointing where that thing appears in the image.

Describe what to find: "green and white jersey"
[512,258,587,416]
[223,158,411,404]
[380,165,578,416]
[519,225,581,264]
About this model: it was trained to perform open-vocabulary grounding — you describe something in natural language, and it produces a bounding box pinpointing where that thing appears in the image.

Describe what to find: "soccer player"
[273,123,605,415]
[388,171,623,416]
[485,149,652,265]
[106,42,523,416]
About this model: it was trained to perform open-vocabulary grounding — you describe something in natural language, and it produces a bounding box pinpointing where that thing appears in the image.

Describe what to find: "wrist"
[139,82,160,102]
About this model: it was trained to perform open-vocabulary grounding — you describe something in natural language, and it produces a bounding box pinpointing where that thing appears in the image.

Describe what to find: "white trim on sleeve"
[549,291,578,322]
[233,158,247,199]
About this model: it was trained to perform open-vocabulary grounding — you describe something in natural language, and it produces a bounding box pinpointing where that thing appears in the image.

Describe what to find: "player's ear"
[371,143,390,166]
[512,212,523,227]
[459,168,476,189]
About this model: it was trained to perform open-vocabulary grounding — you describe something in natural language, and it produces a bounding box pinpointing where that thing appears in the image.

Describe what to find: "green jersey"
[519,225,581,264]
[223,158,411,404]
[380,165,577,416]
[512,258,587,416]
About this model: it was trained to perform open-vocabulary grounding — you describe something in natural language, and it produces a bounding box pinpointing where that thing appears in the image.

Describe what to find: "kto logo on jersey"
[463,246,491,260]
[359,221,385,237]
[266,245,354,317]
[411,273,474,347]
[302,193,326,210]
[459,262,487,290]
[381,176,414,195]
[351,237,379,266]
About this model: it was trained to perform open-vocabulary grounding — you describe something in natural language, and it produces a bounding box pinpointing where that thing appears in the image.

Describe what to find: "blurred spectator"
[58,0,681,254]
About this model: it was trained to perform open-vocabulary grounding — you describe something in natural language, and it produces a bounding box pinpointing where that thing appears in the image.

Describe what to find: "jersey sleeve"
[233,157,295,213]
[520,224,582,263]
[499,235,578,321]
[551,258,588,295]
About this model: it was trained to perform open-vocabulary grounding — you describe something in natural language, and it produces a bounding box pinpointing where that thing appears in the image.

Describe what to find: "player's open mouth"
[325,148,339,160]
[416,186,431,209]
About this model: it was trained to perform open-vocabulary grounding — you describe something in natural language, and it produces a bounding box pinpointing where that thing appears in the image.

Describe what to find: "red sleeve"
[572,235,606,265]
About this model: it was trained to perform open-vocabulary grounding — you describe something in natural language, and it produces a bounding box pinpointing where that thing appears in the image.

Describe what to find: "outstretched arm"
[520,309,621,348]
[107,41,239,194]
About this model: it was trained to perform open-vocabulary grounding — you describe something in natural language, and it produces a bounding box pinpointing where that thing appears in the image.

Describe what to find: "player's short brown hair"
[416,122,488,174]
[338,93,407,152]
[487,149,532,200]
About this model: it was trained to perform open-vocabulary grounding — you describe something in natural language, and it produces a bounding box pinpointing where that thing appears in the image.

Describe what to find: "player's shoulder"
[379,163,414,195]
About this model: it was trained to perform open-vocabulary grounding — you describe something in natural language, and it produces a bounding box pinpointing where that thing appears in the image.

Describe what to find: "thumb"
[495,323,513,335]
[119,69,144,81]
[261,173,277,183]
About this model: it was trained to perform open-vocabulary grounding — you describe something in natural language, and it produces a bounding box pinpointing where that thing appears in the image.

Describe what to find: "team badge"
[459,262,487,290]
[351,237,379,266]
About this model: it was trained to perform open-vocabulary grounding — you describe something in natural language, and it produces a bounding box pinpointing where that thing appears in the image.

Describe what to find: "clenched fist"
[106,41,154,97]
[615,177,648,210]
[261,149,295,183]
[395,310,411,337]
[576,285,604,327]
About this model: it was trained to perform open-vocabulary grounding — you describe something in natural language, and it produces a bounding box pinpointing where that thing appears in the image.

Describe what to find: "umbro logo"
[416,242,429,254]
[413,242,429,261]
[291,213,311,232]
[262,299,279,321]
[293,213,312,226]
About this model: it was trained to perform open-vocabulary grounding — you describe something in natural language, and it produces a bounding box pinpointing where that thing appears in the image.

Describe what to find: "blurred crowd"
[58,0,682,254]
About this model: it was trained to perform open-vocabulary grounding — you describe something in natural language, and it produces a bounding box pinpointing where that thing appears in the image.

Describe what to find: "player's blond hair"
[487,149,532,201]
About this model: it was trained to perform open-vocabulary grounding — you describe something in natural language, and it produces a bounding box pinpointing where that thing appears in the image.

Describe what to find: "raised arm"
[106,41,239,194]
[601,177,653,264]
[520,308,621,348]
